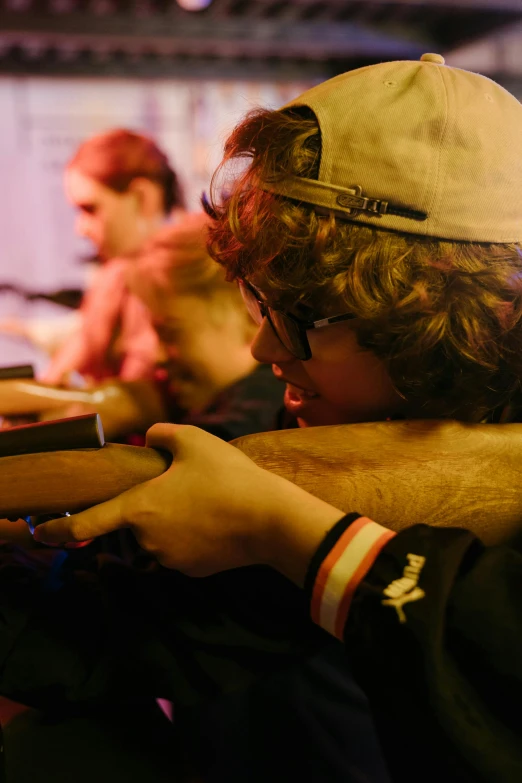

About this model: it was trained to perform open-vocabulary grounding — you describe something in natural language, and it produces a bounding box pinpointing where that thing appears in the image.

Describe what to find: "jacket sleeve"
[0,544,323,712]
[304,514,522,783]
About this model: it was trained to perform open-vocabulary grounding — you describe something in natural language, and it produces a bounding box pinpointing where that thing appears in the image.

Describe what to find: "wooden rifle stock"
[0,415,169,517]
[0,417,520,546]
[233,420,522,546]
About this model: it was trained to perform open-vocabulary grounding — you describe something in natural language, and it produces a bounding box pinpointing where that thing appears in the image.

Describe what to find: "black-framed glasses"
[239,279,356,361]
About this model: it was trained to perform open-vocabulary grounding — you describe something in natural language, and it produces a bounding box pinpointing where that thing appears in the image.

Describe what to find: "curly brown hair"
[208,107,522,421]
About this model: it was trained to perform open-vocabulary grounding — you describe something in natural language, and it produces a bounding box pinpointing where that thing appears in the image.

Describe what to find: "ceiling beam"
[0,49,333,78]
[252,0,522,10]
[446,20,522,75]
[0,13,429,59]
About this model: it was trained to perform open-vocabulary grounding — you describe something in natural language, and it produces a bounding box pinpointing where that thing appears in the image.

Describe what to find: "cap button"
[420,53,445,65]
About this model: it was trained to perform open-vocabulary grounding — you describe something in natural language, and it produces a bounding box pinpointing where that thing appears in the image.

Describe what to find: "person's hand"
[50,371,90,390]
[33,424,344,583]
[0,317,30,339]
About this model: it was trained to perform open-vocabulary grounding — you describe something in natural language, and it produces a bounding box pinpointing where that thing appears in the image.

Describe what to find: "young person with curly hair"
[152,53,521,782]
[11,55,522,783]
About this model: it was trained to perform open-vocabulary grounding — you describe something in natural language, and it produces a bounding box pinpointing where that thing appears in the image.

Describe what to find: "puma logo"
[382,586,425,623]
[381,553,426,623]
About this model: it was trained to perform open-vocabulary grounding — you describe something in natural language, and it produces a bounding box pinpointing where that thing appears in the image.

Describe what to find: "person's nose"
[251,317,295,364]
[75,213,91,239]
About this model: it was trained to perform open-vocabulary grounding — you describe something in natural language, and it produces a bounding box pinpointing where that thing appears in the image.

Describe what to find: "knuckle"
[68,519,87,542]
[129,496,154,527]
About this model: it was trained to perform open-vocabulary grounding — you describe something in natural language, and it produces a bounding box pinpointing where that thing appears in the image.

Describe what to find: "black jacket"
[0,516,519,781]
[306,514,522,783]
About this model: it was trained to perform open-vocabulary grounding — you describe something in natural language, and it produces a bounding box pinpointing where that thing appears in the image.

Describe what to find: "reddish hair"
[69,128,184,214]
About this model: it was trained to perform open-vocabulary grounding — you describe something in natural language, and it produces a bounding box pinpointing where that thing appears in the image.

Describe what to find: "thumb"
[33,486,136,545]
[145,421,193,454]
[145,421,224,456]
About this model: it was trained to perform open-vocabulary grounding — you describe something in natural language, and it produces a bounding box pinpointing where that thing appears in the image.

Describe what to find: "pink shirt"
[44,257,158,383]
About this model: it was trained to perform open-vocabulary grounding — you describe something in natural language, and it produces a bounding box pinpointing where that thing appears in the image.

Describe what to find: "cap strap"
[260,176,427,223]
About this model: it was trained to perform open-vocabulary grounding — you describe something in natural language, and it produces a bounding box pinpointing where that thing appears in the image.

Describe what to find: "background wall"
[0,76,314,292]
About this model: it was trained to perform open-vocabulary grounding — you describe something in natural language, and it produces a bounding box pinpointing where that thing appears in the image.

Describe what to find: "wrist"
[248,472,346,587]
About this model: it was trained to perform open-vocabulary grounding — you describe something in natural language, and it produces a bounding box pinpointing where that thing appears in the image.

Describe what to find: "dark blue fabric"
[180,612,391,783]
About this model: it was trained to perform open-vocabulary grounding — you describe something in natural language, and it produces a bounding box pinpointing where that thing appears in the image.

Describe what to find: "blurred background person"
[41,128,186,385]
[3,212,285,442]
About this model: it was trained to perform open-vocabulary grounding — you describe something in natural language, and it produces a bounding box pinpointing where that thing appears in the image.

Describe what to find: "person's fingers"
[33,488,134,545]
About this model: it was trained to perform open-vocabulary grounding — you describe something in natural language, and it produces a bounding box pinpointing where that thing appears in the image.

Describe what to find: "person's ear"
[128,177,163,217]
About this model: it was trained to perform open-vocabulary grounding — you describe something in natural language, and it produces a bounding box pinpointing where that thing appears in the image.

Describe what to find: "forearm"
[253,481,347,587]
[41,331,89,384]
[0,380,93,417]
[33,381,167,440]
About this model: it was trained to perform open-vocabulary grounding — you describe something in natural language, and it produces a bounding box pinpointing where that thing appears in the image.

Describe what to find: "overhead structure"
[0,0,521,78]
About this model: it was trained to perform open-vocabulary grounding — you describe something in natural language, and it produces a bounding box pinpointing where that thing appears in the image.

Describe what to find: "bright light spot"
[176,0,212,9]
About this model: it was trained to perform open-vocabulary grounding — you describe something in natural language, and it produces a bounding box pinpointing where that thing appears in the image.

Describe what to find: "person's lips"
[274,376,320,419]
[283,381,319,399]
[272,364,320,415]
[283,383,320,418]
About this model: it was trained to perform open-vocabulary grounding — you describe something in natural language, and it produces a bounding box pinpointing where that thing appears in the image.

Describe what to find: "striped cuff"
[306,514,396,640]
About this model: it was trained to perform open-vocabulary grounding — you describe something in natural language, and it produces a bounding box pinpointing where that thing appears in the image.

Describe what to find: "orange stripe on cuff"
[311,517,396,640]
[310,516,370,626]
[333,527,396,639]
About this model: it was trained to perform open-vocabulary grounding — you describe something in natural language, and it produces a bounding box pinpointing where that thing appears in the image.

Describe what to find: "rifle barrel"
[0,365,34,380]
[0,414,104,458]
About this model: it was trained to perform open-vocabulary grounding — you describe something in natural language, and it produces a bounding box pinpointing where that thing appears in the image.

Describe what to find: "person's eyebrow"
[247,279,318,316]
[247,281,282,308]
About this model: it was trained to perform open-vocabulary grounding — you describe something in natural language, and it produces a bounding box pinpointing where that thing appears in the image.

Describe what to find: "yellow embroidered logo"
[381,553,426,623]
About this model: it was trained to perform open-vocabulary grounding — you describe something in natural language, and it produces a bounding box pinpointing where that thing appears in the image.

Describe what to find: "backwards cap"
[266,53,522,243]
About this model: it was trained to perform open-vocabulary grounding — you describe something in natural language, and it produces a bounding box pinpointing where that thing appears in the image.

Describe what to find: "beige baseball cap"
[265,53,522,243]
